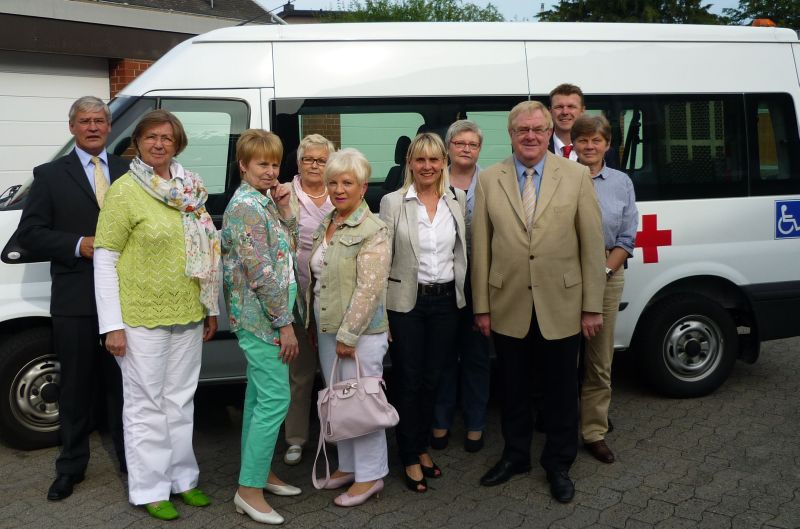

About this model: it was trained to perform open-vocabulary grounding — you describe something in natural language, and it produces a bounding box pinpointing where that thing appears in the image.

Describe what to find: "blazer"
[17,149,129,317]
[379,185,468,313]
[470,152,606,340]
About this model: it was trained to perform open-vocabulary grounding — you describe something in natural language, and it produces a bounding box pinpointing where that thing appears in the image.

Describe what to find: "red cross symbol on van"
[635,214,672,263]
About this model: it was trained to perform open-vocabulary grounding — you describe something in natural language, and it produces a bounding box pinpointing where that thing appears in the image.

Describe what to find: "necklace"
[332,213,346,228]
[303,185,328,199]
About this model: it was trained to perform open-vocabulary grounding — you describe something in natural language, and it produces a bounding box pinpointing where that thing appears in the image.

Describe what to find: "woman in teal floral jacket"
[221,129,301,525]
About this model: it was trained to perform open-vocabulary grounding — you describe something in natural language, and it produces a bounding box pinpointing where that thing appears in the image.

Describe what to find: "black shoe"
[546,470,575,503]
[464,433,484,453]
[480,459,531,487]
[430,431,449,450]
[420,460,442,479]
[403,469,428,493]
[47,473,85,501]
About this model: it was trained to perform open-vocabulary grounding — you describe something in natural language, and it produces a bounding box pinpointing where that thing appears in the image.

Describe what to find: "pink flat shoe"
[333,479,383,507]
[324,473,355,490]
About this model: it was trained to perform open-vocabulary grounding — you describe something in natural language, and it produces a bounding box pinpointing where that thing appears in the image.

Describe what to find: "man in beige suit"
[472,101,605,502]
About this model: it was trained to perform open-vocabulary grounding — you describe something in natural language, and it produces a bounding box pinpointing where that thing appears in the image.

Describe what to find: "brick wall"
[301,114,341,148]
[109,58,153,97]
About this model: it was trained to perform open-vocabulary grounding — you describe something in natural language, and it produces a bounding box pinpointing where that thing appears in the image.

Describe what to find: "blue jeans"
[433,305,491,432]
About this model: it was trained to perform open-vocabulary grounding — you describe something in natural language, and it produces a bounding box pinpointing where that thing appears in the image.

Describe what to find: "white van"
[1,21,799,449]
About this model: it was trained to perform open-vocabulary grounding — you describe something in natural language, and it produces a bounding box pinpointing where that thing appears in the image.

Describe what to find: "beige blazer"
[470,152,606,340]
[379,185,468,313]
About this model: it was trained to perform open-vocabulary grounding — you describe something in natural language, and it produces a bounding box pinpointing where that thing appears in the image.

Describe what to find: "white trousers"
[317,330,390,482]
[117,322,203,505]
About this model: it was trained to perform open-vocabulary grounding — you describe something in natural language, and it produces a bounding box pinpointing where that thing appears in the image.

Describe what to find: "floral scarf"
[129,156,220,314]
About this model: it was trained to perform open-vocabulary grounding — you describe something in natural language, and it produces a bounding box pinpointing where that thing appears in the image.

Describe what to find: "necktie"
[91,156,109,208]
[562,144,573,158]
[522,167,536,230]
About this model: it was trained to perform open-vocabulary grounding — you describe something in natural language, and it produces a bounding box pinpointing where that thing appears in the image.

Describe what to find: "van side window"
[593,94,748,201]
[747,94,800,196]
[160,99,250,213]
[273,97,519,211]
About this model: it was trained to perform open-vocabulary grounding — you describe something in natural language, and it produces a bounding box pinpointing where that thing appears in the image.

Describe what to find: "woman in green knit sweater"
[94,110,220,521]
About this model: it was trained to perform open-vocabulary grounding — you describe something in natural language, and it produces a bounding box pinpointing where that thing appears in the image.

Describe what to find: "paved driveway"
[1,338,799,528]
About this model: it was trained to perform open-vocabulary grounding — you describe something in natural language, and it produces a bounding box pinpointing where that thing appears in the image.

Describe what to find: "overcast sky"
[259,0,741,21]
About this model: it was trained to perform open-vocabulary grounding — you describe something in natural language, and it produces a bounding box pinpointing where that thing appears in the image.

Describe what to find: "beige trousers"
[581,268,625,443]
[284,321,318,447]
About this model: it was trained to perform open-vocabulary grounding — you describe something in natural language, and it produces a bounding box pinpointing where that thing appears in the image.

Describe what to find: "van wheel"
[0,328,61,449]
[636,295,738,398]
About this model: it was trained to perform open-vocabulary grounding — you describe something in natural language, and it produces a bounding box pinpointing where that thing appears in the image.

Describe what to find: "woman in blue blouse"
[572,115,638,465]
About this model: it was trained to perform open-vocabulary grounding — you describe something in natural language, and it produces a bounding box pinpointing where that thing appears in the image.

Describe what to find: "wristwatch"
[605,267,614,279]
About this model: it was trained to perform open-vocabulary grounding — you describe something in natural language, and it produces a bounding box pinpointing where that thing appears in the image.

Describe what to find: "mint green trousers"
[235,285,295,487]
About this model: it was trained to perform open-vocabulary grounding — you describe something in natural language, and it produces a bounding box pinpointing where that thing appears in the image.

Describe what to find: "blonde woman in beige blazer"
[379,132,467,494]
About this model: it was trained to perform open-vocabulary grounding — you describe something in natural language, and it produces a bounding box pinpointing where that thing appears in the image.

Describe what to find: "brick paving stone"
[3,337,800,528]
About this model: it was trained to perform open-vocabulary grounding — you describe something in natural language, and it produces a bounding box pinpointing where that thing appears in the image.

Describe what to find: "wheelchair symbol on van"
[775,200,800,239]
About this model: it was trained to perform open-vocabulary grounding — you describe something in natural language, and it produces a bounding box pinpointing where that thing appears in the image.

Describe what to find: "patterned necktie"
[562,144,573,158]
[91,156,109,208]
[522,167,536,230]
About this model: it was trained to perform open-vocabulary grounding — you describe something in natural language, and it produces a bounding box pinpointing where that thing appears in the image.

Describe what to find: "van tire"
[636,295,738,398]
[0,327,61,449]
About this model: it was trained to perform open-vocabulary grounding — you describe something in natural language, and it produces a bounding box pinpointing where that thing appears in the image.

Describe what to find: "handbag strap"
[311,415,331,490]
[327,352,364,387]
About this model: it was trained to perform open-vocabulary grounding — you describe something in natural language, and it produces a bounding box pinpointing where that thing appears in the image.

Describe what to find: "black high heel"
[420,461,442,479]
[403,469,428,493]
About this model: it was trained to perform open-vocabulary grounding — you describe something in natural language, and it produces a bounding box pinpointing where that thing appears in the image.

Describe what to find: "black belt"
[417,280,455,297]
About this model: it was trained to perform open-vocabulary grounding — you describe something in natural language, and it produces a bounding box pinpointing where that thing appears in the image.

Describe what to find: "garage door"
[0,50,109,192]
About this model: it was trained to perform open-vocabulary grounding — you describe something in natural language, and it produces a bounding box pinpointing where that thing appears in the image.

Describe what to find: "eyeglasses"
[76,118,108,127]
[450,140,481,151]
[301,157,328,166]
[141,134,175,146]
[512,127,550,137]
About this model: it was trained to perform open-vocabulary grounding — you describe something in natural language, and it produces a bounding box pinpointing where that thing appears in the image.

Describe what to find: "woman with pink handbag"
[306,148,391,507]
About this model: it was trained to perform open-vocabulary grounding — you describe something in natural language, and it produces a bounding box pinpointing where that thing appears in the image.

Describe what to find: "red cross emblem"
[635,214,672,263]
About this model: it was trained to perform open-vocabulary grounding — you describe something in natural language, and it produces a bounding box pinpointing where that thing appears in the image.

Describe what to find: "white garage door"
[0,50,109,192]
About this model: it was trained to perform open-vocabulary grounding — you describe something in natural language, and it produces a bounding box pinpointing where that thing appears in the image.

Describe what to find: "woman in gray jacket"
[379,132,467,493]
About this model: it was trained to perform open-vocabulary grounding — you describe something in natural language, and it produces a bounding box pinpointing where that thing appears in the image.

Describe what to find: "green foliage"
[537,0,722,24]
[325,0,504,22]
[723,0,800,28]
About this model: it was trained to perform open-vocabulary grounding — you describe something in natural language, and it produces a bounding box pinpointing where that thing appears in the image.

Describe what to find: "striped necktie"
[91,156,109,208]
[522,167,536,230]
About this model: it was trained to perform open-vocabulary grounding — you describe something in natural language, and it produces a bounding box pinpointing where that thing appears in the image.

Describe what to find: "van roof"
[193,21,798,44]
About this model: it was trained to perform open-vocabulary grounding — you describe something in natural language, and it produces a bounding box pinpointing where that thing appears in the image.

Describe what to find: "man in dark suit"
[17,96,130,501]
[548,83,618,169]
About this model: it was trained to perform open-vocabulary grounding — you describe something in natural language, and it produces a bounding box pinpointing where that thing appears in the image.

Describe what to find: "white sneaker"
[283,445,302,466]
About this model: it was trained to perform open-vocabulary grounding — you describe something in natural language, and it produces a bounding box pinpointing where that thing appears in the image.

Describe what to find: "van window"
[160,99,250,198]
[273,97,520,210]
[588,94,748,201]
[747,93,800,196]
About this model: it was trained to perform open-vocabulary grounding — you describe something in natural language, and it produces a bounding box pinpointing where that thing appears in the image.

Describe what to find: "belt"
[417,280,455,297]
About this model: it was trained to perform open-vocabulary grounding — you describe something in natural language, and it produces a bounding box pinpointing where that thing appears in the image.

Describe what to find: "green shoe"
[145,500,179,520]
[178,488,211,507]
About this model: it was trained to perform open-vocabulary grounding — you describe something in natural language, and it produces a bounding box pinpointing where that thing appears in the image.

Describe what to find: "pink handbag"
[312,354,399,489]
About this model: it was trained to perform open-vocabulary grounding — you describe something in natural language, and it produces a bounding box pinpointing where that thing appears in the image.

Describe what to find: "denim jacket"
[221,181,300,345]
[307,200,390,346]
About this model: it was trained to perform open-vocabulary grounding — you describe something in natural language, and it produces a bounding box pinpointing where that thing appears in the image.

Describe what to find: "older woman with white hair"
[283,134,335,466]
[307,148,391,507]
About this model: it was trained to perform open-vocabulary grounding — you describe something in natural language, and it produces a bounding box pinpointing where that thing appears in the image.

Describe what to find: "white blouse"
[406,185,456,285]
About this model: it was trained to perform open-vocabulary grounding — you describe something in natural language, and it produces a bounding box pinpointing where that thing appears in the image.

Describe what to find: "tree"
[723,0,800,28]
[537,0,721,24]
[325,0,504,22]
